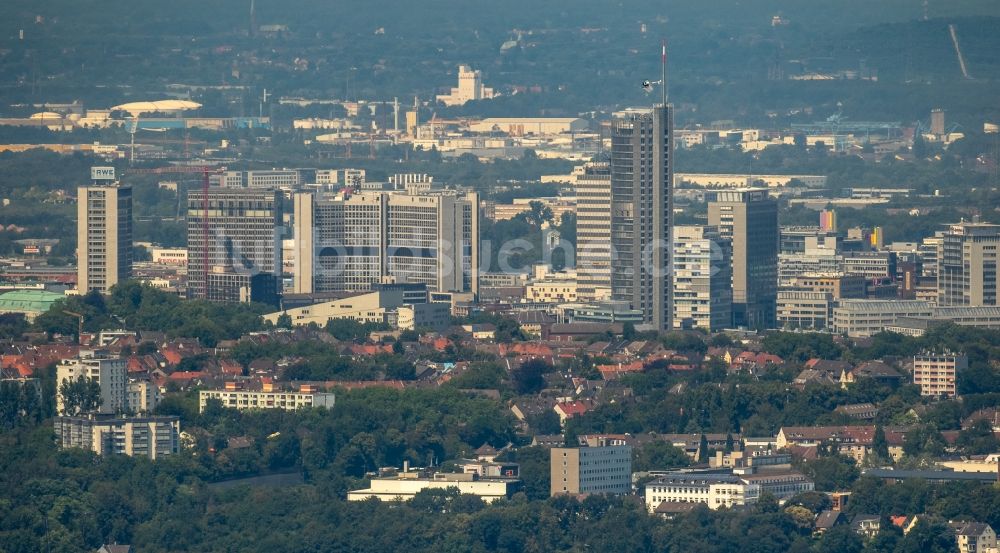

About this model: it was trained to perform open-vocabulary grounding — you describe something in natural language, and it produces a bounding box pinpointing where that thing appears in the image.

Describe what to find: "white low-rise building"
[645,469,814,512]
[348,471,520,503]
[645,473,759,511]
[199,385,335,412]
[832,300,934,337]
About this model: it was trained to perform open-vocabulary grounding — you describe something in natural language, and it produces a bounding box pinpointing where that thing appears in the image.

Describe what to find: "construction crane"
[126,165,226,297]
[62,310,84,345]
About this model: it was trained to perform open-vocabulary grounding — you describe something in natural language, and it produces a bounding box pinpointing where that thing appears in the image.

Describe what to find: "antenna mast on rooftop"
[250,0,256,37]
[661,39,668,106]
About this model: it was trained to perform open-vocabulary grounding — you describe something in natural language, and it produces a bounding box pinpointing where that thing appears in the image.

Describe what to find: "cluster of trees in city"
[32,282,268,346]
[226,337,416,381]
[4,399,997,553]
[154,387,518,483]
[760,325,1000,395]
[2,323,1000,552]
[560,326,1000,456]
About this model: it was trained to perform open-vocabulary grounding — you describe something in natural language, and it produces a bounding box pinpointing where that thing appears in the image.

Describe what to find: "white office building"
[293,189,479,296]
[672,225,733,331]
[77,183,132,293]
[645,473,759,511]
[348,471,520,503]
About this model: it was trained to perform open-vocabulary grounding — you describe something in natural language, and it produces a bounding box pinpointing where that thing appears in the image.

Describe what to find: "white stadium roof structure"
[111,100,202,115]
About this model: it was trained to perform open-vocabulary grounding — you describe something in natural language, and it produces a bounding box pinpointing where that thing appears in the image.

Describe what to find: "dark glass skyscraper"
[708,189,779,329]
[186,188,282,302]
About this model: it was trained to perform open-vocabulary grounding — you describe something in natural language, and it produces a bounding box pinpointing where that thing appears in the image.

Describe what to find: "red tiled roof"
[169,371,207,381]
[555,399,595,417]
[327,380,407,391]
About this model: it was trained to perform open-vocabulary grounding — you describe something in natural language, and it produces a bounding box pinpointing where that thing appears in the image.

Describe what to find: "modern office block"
[708,188,778,329]
[186,188,282,301]
[293,189,479,296]
[550,445,632,496]
[672,225,732,331]
[78,184,132,293]
[610,105,673,330]
[575,162,612,302]
[938,222,1000,307]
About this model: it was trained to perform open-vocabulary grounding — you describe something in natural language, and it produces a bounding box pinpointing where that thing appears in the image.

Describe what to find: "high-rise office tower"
[610,105,674,330]
[293,189,479,296]
[574,161,612,301]
[937,222,1000,306]
[672,225,732,331]
[708,189,778,329]
[77,183,132,293]
[187,188,282,302]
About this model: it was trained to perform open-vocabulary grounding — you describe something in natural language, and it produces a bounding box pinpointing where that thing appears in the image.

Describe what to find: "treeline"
[3,410,992,553]
[760,325,1000,395]
[227,338,416,381]
[33,282,268,346]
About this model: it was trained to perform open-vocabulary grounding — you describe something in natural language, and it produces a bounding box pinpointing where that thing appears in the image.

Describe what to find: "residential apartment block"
[54,415,180,459]
[672,225,733,331]
[913,351,967,398]
[199,385,336,412]
[56,351,127,415]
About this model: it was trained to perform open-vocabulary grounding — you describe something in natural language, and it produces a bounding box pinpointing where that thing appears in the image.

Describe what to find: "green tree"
[816,525,864,553]
[495,318,525,343]
[697,433,709,463]
[956,419,1000,455]
[58,375,102,415]
[872,425,891,463]
[895,519,959,553]
[526,410,562,435]
[496,446,550,500]
[521,200,553,227]
[796,455,860,491]
[275,313,292,329]
[634,441,691,471]
[510,358,551,394]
